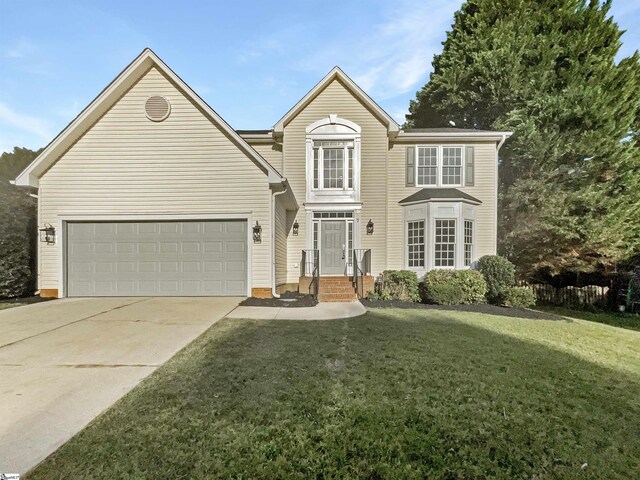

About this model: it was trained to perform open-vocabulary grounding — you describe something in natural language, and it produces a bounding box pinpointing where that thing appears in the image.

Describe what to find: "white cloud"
[5,37,36,58]
[0,101,53,142]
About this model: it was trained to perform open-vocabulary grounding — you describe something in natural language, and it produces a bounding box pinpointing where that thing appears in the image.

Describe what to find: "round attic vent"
[145,96,170,121]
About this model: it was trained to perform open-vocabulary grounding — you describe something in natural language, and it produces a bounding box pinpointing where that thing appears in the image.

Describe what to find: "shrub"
[476,255,516,305]
[375,270,420,302]
[421,269,487,305]
[503,286,536,308]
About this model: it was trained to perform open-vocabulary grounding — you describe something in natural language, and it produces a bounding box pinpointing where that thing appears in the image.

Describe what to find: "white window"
[417,147,438,185]
[464,220,474,266]
[313,141,354,190]
[407,220,425,268]
[435,219,456,267]
[442,147,462,185]
[415,145,464,187]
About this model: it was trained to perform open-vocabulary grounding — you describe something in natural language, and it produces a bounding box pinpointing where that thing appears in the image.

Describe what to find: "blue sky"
[1,0,639,155]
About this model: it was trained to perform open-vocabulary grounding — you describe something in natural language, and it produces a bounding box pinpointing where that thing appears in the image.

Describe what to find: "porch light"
[366,219,374,235]
[293,220,299,236]
[39,224,56,244]
[252,221,262,243]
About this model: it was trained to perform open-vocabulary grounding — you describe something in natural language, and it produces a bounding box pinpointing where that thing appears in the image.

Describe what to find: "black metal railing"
[301,249,320,300]
[352,249,371,298]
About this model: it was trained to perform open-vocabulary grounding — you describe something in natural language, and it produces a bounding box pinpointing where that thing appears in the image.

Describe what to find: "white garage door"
[66,220,247,296]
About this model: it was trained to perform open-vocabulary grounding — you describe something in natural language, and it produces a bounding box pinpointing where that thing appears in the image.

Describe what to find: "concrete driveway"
[0,296,241,475]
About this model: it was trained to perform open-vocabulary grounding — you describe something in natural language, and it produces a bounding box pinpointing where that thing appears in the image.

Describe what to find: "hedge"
[421,269,487,305]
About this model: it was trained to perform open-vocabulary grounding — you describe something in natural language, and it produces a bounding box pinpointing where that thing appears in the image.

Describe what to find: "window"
[464,220,473,266]
[407,221,425,268]
[313,222,318,250]
[414,145,464,187]
[417,147,438,185]
[313,141,354,190]
[435,219,456,267]
[442,147,462,185]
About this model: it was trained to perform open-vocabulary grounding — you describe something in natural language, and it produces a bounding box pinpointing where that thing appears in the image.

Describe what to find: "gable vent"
[145,96,171,121]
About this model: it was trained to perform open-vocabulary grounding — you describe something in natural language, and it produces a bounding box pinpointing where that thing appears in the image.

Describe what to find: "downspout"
[271,183,288,298]
[495,134,507,255]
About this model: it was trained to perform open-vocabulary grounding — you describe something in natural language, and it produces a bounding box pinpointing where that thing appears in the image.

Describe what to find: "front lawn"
[28,309,640,479]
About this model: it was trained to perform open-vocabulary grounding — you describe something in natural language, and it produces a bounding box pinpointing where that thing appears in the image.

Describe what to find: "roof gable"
[16,48,285,187]
[273,67,399,135]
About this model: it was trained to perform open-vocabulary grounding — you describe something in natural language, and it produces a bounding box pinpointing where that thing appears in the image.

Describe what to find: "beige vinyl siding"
[282,78,388,282]
[274,196,288,286]
[250,143,283,172]
[386,141,497,270]
[38,66,272,293]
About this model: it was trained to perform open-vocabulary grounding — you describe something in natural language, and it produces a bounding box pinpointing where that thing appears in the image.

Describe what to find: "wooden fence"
[518,282,610,310]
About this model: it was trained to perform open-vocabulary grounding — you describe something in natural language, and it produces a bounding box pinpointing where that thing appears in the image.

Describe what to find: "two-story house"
[16,49,510,300]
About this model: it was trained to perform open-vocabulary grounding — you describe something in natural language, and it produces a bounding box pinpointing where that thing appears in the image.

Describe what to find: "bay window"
[464,220,474,266]
[407,220,425,268]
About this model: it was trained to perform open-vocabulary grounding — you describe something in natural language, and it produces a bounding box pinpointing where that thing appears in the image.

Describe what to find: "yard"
[27,308,640,479]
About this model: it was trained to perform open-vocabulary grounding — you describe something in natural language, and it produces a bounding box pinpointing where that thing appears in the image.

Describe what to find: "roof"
[398,188,482,205]
[15,49,286,187]
[236,129,272,135]
[404,128,499,133]
[273,66,399,135]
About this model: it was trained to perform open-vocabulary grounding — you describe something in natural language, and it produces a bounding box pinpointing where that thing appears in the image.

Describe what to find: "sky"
[0,0,639,155]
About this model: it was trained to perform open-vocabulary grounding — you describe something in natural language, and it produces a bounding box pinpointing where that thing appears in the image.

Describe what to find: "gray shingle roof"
[399,188,482,205]
[402,128,497,134]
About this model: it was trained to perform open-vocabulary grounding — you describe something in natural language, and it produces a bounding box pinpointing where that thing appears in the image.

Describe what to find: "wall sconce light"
[293,220,299,236]
[252,221,262,243]
[366,219,374,235]
[39,223,56,244]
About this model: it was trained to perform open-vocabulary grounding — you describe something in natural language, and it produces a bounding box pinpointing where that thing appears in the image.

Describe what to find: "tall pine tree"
[408,0,640,277]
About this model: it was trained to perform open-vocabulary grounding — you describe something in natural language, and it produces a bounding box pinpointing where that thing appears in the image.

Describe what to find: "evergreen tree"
[408,0,640,276]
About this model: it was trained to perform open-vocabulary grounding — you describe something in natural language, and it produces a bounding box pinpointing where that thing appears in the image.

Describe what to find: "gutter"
[271,183,289,298]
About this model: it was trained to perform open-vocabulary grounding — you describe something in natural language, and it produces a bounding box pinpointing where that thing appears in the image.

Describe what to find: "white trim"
[306,115,361,134]
[396,131,513,142]
[57,213,252,298]
[16,48,286,187]
[274,66,399,134]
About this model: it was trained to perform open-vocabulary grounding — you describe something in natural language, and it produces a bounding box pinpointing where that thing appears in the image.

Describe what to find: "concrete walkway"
[226,301,366,320]
[0,296,241,475]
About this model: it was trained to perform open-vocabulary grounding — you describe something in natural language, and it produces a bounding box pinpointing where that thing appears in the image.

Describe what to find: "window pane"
[313,222,318,250]
[322,147,344,189]
[442,147,462,185]
[417,146,437,185]
[407,220,425,268]
[313,147,319,189]
[348,147,353,189]
[435,219,456,267]
[464,220,473,266]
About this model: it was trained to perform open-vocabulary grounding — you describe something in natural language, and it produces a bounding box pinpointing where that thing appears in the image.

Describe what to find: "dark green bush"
[421,269,487,305]
[374,270,420,302]
[0,182,37,298]
[503,286,536,308]
[476,255,516,305]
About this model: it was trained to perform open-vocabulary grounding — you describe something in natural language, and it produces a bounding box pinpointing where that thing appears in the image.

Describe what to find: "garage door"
[66,220,247,296]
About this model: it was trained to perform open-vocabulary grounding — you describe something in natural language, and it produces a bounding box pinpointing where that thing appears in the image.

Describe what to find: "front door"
[321,220,346,275]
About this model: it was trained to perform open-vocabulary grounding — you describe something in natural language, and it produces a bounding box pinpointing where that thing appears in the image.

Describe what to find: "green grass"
[0,297,49,310]
[28,309,640,479]
[537,305,640,331]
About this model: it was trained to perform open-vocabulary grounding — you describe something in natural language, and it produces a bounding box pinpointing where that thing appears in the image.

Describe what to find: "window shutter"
[406,146,415,187]
[465,146,475,186]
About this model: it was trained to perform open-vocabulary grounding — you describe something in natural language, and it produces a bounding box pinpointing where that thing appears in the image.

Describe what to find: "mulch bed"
[240,291,318,308]
[361,299,566,321]
[0,296,54,306]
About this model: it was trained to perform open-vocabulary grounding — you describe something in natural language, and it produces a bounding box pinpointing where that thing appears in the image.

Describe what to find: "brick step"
[318,292,359,302]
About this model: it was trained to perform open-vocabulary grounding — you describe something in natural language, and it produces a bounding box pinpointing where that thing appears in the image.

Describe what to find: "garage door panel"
[67,220,247,296]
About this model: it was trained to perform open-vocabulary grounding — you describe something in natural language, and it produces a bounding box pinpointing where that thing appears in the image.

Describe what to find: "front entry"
[321,221,346,275]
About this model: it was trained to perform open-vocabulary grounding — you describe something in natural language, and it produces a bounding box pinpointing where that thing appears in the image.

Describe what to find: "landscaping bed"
[239,290,317,308]
[0,296,52,311]
[362,299,564,320]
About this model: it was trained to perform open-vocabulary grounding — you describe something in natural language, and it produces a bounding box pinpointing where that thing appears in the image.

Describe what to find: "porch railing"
[301,249,320,300]
[352,249,371,299]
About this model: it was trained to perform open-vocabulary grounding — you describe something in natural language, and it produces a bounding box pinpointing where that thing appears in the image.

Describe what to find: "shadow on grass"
[27,310,640,479]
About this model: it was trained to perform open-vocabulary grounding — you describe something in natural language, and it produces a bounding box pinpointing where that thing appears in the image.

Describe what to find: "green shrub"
[476,255,516,305]
[421,269,487,305]
[0,182,37,298]
[375,270,420,302]
[503,286,536,308]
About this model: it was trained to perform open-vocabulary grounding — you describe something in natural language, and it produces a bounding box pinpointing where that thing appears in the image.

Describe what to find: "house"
[15,49,511,301]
